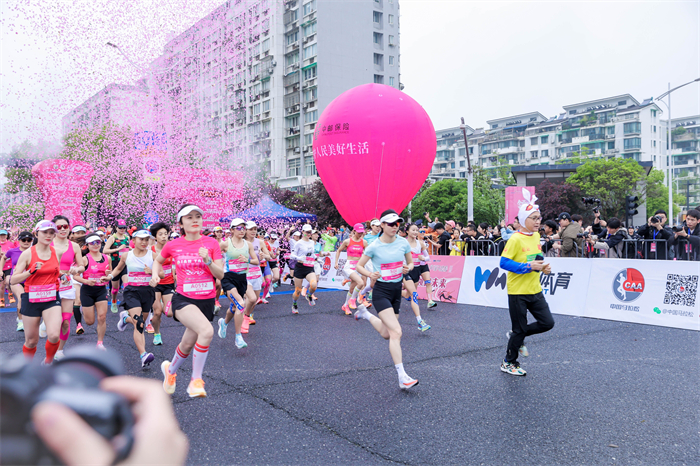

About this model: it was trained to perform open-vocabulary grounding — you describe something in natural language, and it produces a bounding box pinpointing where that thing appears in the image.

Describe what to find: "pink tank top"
[84,253,109,284]
[347,238,364,257]
[53,240,76,271]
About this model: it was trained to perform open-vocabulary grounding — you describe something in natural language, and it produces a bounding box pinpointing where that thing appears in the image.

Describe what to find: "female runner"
[242,221,270,329]
[290,224,317,313]
[335,223,369,315]
[111,229,161,368]
[148,222,175,346]
[217,218,257,349]
[152,205,224,398]
[52,216,86,361]
[258,231,273,304]
[355,210,419,390]
[103,219,130,313]
[417,228,437,309]
[75,233,111,349]
[0,231,34,331]
[12,221,63,364]
[402,224,432,332]
[212,226,225,313]
[268,232,281,289]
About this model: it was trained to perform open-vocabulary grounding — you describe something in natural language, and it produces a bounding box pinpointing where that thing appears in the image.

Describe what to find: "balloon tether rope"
[375,142,385,216]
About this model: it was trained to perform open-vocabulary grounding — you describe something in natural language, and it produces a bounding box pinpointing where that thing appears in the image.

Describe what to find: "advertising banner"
[415,255,465,303]
[505,186,536,225]
[584,259,699,331]
[135,131,166,184]
[457,257,592,317]
[32,159,94,225]
[162,168,244,227]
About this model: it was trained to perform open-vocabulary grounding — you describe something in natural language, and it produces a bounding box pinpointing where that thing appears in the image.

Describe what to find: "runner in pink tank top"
[334,223,370,314]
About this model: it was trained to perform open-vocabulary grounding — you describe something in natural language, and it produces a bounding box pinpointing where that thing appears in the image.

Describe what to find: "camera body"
[582,197,602,213]
[651,215,661,224]
[0,346,134,465]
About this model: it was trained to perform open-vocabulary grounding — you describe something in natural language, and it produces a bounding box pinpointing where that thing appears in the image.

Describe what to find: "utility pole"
[460,117,473,221]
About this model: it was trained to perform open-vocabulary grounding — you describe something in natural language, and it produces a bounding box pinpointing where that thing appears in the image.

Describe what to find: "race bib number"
[28,284,56,303]
[380,262,403,281]
[303,255,316,267]
[119,248,130,257]
[129,271,150,286]
[228,259,248,273]
[182,279,214,298]
[248,265,262,280]
[163,266,172,276]
[345,260,358,271]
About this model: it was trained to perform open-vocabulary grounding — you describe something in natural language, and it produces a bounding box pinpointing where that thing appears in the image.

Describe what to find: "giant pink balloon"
[312,84,436,225]
[32,159,94,225]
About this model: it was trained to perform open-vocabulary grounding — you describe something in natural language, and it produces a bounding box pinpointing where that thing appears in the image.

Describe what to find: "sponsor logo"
[609,303,639,312]
[655,307,694,318]
[474,267,506,292]
[321,257,331,276]
[612,268,645,302]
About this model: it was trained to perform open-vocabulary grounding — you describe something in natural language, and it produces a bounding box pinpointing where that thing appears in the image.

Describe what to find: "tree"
[565,158,649,220]
[494,155,515,185]
[1,202,44,231]
[644,167,685,217]
[411,179,468,223]
[4,141,39,195]
[535,179,583,221]
[453,167,505,226]
[301,180,343,227]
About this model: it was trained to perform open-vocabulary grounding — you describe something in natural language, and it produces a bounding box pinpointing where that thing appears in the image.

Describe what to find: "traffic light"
[625,195,639,216]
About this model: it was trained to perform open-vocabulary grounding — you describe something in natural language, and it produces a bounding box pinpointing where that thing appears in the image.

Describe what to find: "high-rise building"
[430,94,666,181]
[61,81,151,136]
[667,115,699,207]
[148,0,401,191]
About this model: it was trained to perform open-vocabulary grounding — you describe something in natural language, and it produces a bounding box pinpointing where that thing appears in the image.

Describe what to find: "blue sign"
[144,211,159,224]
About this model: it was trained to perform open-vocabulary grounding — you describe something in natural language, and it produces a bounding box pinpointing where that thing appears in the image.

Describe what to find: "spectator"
[671,209,700,260]
[500,218,520,241]
[449,229,464,255]
[462,224,478,255]
[636,209,673,260]
[558,212,583,257]
[540,219,561,257]
[589,217,632,258]
[571,214,584,228]
[430,222,452,255]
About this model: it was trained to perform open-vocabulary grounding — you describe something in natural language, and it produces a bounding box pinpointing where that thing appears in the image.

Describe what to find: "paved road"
[1,286,698,465]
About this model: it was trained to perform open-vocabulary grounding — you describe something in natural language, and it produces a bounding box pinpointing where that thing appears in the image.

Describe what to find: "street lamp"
[653,77,700,226]
[459,117,474,221]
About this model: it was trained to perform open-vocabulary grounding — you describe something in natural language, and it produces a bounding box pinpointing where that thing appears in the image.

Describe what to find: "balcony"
[572,136,589,144]
[673,132,698,142]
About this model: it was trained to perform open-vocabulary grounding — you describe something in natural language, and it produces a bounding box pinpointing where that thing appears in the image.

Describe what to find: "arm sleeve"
[500,256,532,274]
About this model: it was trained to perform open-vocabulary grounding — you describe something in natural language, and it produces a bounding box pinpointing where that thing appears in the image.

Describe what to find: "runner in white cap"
[290,224,317,313]
[283,229,302,284]
[103,219,130,313]
[402,223,431,332]
[241,221,270,331]
[354,210,419,390]
[153,204,224,398]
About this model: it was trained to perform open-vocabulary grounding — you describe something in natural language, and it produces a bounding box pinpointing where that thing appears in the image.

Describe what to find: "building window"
[302,0,316,16]
[388,35,394,46]
[388,14,394,24]
[302,21,317,37]
[287,158,301,177]
[530,151,538,158]
[373,32,383,44]
[542,149,548,158]
[305,157,317,176]
[262,100,270,112]
[304,133,313,145]
[651,109,657,117]
[530,137,538,145]
[373,11,382,23]
[606,126,615,135]
[653,140,656,147]
[450,162,455,169]
[389,56,394,66]
[285,52,299,67]
[624,122,641,134]
[302,65,317,80]
[303,87,317,101]
[303,43,317,60]
[286,31,298,45]
[373,53,383,65]
[262,38,270,52]
[374,74,384,84]
[460,160,465,167]
[286,115,299,128]
[304,110,318,123]
[540,135,548,144]
[618,100,627,106]
[653,125,656,133]
[624,138,642,150]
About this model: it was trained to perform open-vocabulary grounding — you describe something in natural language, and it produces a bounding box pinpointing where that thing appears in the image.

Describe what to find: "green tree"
[494,155,515,185]
[412,179,468,224]
[4,141,39,195]
[644,168,685,217]
[453,167,505,225]
[565,158,654,220]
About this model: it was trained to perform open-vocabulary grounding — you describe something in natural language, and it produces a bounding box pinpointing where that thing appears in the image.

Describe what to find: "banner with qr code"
[583,260,699,331]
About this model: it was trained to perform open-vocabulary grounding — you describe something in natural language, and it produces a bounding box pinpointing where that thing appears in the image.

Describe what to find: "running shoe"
[187,378,207,398]
[292,302,299,314]
[0,298,5,307]
[39,321,47,338]
[235,334,248,349]
[301,287,307,297]
[153,334,163,345]
[260,298,269,304]
[76,323,84,335]
[214,300,221,315]
[272,282,279,289]
[241,315,250,334]
[505,331,529,357]
[500,360,526,376]
[111,302,119,313]
[117,311,129,332]
[341,279,350,286]
[96,342,106,351]
[307,295,316,307]
[348,298,358,310]
[146,324,154,334]
[256,298,264,305]
[265,291,271,299]
[418,319,431,332]
[161,361,177,394]
[360,296,372,308]
[217,318,227,339]
[399,376,419,390]
[248,314,256,325]
[53,350,65,362]
[427,301,438,309]
[16,318,23,332]
[141,352,155,368]
[354,306,371,321]
[342,304,352,315]
[8,293,15,304]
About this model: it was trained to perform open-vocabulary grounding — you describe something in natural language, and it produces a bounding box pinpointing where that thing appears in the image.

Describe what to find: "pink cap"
[446,220,456,229]
[116,219,127,227]
[353,223,365,233]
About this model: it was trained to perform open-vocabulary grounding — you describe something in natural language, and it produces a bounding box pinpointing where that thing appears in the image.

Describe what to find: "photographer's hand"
[32,376,188,466]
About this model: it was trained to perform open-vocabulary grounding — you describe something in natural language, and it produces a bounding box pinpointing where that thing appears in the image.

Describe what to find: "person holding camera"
[671,209,700,260]
[587,217,632,258]
[557,212,583,257]
[636,209,673,260]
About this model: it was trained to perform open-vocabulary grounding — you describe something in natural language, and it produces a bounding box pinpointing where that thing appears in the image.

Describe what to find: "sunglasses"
[386,222,401,227]
[88,240,101,246]
[118,226,126,229]
[232,226,245,231]
[56,224,70,231]
[20,238,32,243]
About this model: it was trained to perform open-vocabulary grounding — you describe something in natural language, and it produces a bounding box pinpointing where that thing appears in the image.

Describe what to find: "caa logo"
[474,267,507,292]
[321,257,332,276]
[613,268,645,302]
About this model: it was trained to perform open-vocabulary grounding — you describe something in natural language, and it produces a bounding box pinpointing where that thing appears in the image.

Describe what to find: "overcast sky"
[2,0,699,153]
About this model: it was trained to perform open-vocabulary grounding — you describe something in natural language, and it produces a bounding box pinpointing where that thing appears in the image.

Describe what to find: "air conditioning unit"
[268,68,274,74]
[294,147,301,153]
[292,63,299,69]
[303,103,308,109]
[271,61,277,66]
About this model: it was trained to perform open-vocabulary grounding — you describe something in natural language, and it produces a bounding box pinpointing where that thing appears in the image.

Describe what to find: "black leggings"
[506,292,554,363]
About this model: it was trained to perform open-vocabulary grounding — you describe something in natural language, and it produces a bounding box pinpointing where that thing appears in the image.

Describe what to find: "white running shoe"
[217,318,227,339]
[399,376,419,390]
[117,311,129,332]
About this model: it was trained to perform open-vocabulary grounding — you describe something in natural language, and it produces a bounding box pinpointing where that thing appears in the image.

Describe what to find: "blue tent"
[220,196,317,223]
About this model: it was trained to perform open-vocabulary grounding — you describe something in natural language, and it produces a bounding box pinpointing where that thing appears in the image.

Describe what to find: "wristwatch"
[204,257,213,266]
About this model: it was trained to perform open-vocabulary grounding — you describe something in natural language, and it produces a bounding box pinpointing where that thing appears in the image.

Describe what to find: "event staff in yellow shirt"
[499,195,554,376]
